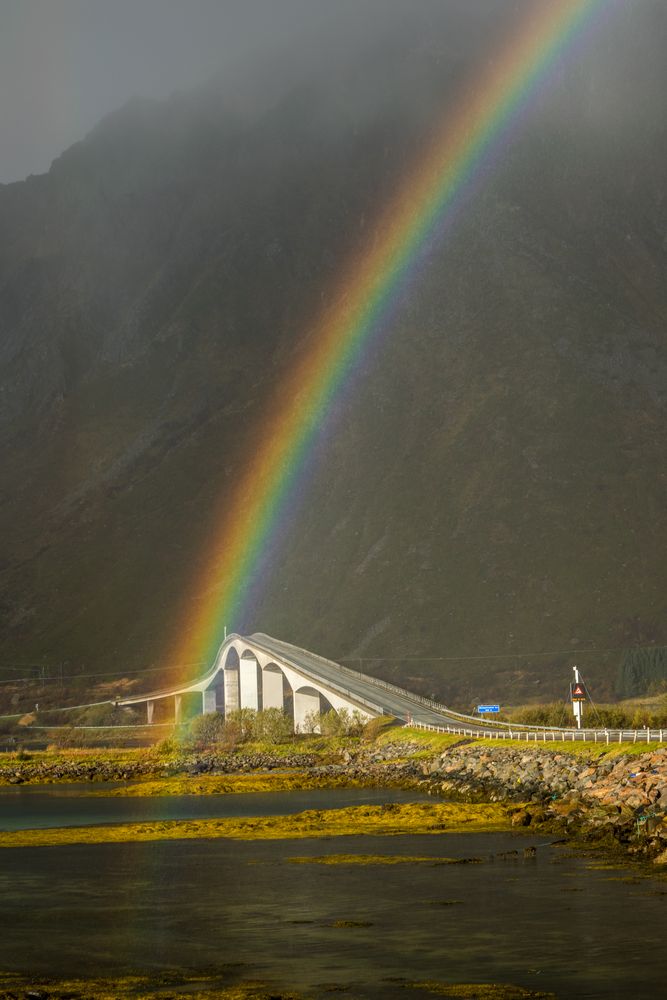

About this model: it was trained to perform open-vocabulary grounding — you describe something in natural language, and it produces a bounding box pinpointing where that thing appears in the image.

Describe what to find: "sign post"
[477,704,500,715]
[570,666,586,729]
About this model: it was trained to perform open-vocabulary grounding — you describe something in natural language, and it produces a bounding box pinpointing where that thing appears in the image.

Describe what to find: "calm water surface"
[0,783,428,830]
[0,786,664,999]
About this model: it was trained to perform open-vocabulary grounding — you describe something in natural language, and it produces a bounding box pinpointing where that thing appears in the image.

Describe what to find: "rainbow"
[170,0,612,677]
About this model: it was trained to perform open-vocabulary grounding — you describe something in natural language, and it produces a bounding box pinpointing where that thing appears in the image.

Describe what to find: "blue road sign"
[477,704,500,713]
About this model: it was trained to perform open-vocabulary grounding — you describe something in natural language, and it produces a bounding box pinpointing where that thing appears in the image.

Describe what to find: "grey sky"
[0,0,411,184]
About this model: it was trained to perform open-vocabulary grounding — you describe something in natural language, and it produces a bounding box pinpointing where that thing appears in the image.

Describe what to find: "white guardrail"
[409,721,667,743]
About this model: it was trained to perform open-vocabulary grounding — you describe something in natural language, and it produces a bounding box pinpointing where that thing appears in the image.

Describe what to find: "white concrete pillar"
[239,655,259,711]
[262,666,284,710]
[224,668,240,714]
[294,688,320,732]
[146,700,155,724]
[202,689,217,714]
[174,694,182,724]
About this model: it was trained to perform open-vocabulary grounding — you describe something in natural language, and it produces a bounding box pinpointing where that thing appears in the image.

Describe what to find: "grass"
[376,728,468,752]
[394,727,666,760]
[330,919,373,928]
[94,771,375,797]
[0,970,304,1000]
[0,739,337,786]
[287,854,484,866]
[0,970,557,1000]
[410,983,556,999]
[0,801,515,849]
[466,737,666,759]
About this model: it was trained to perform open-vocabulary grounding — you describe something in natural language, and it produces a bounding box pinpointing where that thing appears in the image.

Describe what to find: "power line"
[340,642,667,663]
[0,661,207,681]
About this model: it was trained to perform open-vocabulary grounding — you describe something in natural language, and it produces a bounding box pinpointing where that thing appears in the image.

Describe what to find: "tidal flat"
[1,734,666,997]
[0,800,513,848]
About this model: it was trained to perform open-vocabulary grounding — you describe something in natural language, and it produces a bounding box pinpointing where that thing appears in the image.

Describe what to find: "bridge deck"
[248,633,470,727]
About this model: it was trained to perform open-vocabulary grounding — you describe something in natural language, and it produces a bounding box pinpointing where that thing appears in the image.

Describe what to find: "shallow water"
[0,789,664,999]
[0,783,429,830]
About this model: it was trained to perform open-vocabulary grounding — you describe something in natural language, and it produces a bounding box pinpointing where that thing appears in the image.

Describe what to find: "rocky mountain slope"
[1,3,665,703]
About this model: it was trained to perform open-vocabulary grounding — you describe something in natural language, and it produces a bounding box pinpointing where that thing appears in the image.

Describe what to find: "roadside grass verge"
[393,727,665,760]
[376,728,465,753]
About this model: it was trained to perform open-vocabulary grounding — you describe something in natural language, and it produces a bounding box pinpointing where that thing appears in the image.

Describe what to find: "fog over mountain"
[1,1,665,704]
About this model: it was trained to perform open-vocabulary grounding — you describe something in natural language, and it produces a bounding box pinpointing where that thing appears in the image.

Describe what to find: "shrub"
[189,712,227,746]
[187,708,295,748]
[346,710,367,736]
[509,703,571,727]
[319,710,342,736]
[253,708,293,744]
[300,710,321,734]
[226,708,257,742]
[154,735,181,755]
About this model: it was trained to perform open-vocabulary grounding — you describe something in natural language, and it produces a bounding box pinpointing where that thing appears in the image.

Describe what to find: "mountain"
[1,3,666,705]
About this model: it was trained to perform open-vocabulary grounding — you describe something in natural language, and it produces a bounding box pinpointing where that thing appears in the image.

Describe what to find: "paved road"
[249,632,489,728]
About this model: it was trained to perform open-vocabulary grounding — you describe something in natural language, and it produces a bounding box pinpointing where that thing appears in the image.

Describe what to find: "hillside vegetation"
[0,4,665,702]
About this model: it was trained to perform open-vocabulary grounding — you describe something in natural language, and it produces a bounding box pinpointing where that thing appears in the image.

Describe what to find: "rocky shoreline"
[0,749,318,785]
[2,737,667,864]
[314,739,667,864]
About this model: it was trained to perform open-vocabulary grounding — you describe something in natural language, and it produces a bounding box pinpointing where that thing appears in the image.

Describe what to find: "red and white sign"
[570,682,586,701]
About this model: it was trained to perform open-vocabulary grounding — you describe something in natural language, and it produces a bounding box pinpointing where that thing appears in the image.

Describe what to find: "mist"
[0,0,460,184]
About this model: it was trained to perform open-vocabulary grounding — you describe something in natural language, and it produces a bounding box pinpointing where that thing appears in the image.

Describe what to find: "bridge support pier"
[294,688,321,733]
[174,694,182,724]
[146,700,155,725]
[224,667,240,714]
[240,655,260,711]
[262,666,284,710]
[202,689,217,715]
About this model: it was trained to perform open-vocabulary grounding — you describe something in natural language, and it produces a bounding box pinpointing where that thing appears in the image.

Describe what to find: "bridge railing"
[317,653,575,732]
[408,721,667,743]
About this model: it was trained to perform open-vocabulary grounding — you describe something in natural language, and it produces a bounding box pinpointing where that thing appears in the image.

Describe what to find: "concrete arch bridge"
[119,633,396,731]
[118,632,667,742]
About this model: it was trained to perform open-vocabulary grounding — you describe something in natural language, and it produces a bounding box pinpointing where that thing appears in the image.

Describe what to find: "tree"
[301,709,321,734]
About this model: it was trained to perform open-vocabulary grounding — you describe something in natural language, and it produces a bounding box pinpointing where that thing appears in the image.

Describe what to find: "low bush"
[508,698,667,730]
[188,708,294,747]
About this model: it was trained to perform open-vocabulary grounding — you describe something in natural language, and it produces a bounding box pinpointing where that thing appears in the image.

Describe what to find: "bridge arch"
[118,633,380,732]
[222,646,240,713]
[224,647,240,669]
[261,661,288,711]
[239,649,261,711]
[294,685,323,732]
